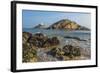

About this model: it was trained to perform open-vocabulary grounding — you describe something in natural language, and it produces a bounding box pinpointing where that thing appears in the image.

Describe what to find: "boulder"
[22,43,37,62]
[47,48,64,60]
[51,37,60,46]
[43,38,52,47]
[22,32,38,62]
[23,32,60,48]
[43,37,60,47]
[22,32,32,44]
[62,45,81,58]
[27,32,48,48]
[33,32,46,39]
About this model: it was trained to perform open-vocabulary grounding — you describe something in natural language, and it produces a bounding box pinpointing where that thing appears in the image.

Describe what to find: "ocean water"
[23,28,91,41]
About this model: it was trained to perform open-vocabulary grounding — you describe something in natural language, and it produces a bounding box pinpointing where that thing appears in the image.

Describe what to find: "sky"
[22,10,91,29]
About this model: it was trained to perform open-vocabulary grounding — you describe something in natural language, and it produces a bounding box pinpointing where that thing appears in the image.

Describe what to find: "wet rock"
[51,37,60,45]
[43,37,60,47]
[33,32,47,39]
[28,37,46,48]
[22,43,37,62]
[23,32,60,48]
[23,32,32,44]
[22,32,38,62]
[62,45,81,58]
[43,38,52,47]
[47,48,64,60]
[28,32,48,48]
[47,45,82,60]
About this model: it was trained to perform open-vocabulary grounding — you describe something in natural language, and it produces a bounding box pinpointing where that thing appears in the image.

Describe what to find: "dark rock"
[23,32,32,44]
[44,37,60,47]
[43,38,52,47]
[62,45,81,58]
[28,32,48,48]
[23,32,60,48]
[51,37,60,45]
[22,32,38,62]
[22,43,37,62]
[33,33,46,39]
[47,48,64,60]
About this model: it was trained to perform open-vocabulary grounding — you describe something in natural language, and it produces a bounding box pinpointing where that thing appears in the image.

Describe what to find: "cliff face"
[47,19,90,30]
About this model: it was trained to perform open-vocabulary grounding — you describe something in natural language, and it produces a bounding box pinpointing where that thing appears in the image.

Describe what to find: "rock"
[43,37,60,47]
[47,45,82,60]
[33,32,47,39]
[43,38,52,47]
[22,32,38,62]
[28,32,48,48]
[22,32,32,44]
[22,43,37,62]
[23,32,60,48]
[47,48,64,60]
[28,37,46,48]
[62,45,81,58]
[51,37,60,45]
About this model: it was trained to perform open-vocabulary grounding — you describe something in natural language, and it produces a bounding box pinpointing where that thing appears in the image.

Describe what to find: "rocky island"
[33,19,90,30]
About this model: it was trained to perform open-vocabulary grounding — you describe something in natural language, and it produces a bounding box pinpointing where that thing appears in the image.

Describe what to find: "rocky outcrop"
[47,47,64,60]
[22,32,89,62]
[22,32,60,62]
[28,33,48,48]
[22,43,37,62]
[23,32,60,48]
[43,37,60,48]
[47,45,81,60]
[22,32,37,62]
[47,19,90,30]
[23,32,32,44]
[62,45,81,58]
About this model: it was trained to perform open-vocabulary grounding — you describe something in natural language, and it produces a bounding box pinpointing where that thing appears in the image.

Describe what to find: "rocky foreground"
[22,32,90,63]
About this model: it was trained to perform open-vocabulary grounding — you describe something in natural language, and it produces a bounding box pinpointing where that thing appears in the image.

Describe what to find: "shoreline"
[22,31,91,63]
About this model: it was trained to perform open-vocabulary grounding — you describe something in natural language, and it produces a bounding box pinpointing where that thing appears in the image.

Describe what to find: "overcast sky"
[22,10,91,29]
